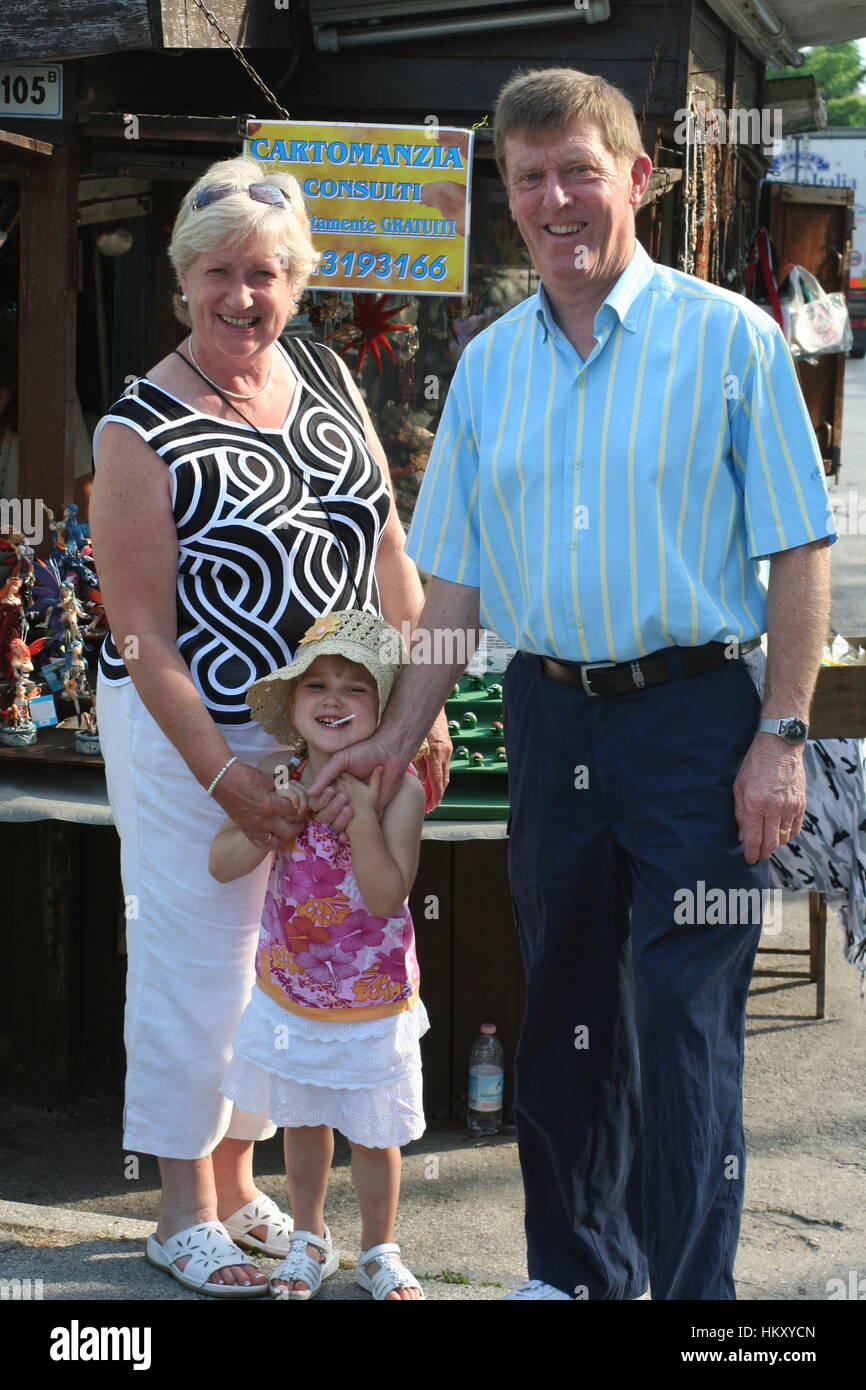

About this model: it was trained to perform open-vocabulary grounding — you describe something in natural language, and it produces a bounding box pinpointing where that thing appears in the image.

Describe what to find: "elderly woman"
[90,156,449,1297]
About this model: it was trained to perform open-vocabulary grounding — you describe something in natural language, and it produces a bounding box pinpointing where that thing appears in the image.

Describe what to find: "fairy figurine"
[1,669,38,746]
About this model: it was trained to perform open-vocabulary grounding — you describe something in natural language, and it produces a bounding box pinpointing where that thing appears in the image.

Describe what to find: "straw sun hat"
[246,609,408,749]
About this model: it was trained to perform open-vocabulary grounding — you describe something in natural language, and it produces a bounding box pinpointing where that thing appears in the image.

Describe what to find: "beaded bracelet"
[206,755,238,797]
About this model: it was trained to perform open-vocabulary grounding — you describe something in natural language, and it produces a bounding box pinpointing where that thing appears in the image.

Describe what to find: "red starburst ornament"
[331,294,410,374]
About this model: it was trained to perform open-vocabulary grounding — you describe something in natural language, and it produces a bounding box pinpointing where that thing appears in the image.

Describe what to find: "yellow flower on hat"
[299,612,342,645]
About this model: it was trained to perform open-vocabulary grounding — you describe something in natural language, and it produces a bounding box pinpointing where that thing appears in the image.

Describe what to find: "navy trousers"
[503,652,767,1301]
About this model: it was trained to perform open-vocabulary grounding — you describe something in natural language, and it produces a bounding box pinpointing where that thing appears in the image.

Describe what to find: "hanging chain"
[188,0,291,121]
[639,0,672,139]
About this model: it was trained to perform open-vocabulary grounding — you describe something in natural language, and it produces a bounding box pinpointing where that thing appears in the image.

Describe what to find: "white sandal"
[356,1243,425,1301]
[223,1193,295,1258]
[145,1220,269,1298]
[270,1226,339,1301]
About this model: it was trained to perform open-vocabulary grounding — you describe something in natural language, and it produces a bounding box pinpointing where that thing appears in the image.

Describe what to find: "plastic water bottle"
[467,1024,505,1134]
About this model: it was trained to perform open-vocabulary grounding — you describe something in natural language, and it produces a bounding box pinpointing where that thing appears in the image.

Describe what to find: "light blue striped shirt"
[405,240,836,662]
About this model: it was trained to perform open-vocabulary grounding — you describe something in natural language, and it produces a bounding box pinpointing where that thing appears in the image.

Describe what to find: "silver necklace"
[187,338,273,400]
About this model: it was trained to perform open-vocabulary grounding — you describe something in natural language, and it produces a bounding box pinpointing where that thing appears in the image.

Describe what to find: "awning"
[774,0,866,48]
[707,0,866,66]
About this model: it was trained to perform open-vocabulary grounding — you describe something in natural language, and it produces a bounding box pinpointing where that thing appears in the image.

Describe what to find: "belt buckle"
[580,660,616,697]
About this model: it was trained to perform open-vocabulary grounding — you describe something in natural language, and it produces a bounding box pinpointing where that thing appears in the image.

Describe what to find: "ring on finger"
[264,831,275,844]
[780,826,793,838]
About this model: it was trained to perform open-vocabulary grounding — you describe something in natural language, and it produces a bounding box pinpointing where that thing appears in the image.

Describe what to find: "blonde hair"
[168,155,320,327]
[494,68,646,182]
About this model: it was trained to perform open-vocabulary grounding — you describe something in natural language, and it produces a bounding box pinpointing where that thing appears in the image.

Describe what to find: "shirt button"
[574,458,582,470]
[579,378,586,391]
[569,539,577,551]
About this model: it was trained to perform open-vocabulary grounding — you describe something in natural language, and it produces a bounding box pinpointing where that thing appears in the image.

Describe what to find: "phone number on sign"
[312,250,448,282]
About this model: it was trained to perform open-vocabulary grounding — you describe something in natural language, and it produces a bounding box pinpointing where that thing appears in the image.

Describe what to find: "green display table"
[430,672,509,821]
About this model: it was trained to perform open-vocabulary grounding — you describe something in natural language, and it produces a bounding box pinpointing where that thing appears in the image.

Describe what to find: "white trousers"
[98,672,285,1159]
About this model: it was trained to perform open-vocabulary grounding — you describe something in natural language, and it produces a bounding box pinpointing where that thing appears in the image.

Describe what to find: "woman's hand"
[214,761,307,850]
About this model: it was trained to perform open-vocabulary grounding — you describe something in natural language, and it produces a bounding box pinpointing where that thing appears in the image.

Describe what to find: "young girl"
[211,610,428,1301]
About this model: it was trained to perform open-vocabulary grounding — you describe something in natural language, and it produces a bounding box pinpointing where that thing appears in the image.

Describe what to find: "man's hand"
[733,734,806,863]
[413,708,452,812]
[307,730,411,819]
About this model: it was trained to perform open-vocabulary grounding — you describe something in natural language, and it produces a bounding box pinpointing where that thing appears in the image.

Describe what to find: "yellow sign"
[245,119,473,296]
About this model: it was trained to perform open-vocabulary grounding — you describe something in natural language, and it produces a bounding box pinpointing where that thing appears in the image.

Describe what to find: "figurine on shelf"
[1,672,38,746]
[26,558,66,655]
[4,632,46,684]
[0,573,24,663]
[44,503,98,588]
[82,592,109,641]
[46,505,69,568]
[58,580,86,648]
[65,638,88,693]
[75,694,100,755]
[62,501,88,553]
[0,573,23,610]
[11,530,36,580]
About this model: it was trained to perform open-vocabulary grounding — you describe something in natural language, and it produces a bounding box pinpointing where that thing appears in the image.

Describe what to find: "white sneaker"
[502,1278,573,1300]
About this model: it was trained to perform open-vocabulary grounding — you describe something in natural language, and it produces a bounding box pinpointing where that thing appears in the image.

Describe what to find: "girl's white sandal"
[356,1243,425,1300]
[145,1220,269,1298]
[270,1226,339,1301]
[223,1193,295,1257]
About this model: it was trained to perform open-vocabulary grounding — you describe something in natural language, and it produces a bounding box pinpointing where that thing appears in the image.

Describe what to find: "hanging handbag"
[744,227,786,332]
[786,265,853,361]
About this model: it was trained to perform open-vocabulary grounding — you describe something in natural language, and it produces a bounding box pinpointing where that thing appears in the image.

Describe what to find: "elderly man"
[310,67,835,1300]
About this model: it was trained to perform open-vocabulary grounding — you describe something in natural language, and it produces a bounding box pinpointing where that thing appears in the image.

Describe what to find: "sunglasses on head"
[191,182,293,212]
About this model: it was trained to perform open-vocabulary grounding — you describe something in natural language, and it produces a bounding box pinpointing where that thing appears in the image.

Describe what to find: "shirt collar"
[534,239,655,341]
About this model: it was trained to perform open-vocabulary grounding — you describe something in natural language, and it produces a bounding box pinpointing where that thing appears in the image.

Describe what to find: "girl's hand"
[275,781,309,821]
[334,766,382,819]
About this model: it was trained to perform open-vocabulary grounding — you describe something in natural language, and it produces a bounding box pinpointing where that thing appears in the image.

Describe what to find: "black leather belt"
[521,638,761,698]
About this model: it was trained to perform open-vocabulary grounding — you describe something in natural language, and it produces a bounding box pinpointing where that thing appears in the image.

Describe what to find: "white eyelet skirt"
[222,987,429,1149]
[97,672,288,1160]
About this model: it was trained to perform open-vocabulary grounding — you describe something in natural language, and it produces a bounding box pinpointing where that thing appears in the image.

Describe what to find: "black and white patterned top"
[93,338,390,725]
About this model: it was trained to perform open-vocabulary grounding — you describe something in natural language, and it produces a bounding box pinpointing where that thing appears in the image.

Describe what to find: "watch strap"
[758,717,808,743]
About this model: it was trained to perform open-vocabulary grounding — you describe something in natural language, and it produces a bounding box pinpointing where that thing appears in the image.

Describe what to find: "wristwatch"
[758,717,809,746]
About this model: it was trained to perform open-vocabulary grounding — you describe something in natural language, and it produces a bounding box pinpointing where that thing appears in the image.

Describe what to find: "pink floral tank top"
[255,818,420,1022]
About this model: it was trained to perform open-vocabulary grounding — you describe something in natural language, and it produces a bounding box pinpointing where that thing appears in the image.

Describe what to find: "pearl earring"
[181,294,188,303]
